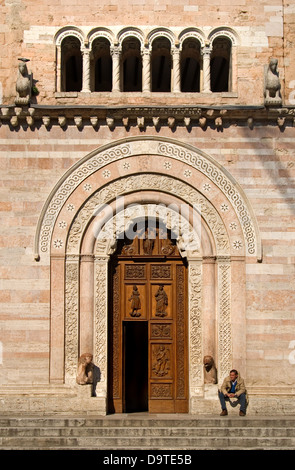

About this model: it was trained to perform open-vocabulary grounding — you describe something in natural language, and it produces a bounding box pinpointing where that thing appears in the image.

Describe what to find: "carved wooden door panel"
[108,225,188,414]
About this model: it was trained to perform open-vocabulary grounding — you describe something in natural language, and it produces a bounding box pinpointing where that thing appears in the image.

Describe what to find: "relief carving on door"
[108,222,188,413]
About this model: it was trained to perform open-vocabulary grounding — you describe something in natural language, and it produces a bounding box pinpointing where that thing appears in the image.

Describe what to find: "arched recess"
[54,27,84,92]
[34,137,261,413]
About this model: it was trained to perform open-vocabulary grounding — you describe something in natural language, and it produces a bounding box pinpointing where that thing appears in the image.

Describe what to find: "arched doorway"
[108,219,188,413]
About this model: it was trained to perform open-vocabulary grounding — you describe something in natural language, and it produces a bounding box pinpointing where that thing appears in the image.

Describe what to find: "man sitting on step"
[218,369,248,416]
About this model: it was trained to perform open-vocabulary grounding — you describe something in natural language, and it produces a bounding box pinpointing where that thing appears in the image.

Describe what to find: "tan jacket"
[220,373,247,398]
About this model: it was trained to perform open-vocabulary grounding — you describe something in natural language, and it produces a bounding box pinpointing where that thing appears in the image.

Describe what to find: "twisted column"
[172,47,181,93]
[111,46,121,92]
[82,49,91,93]
[142,48,151,92]
[202,46,212,93]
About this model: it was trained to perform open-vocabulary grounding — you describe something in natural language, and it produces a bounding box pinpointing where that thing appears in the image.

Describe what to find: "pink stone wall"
[0,121,295,387]
[0,1,295,396]
[1,1,294,106]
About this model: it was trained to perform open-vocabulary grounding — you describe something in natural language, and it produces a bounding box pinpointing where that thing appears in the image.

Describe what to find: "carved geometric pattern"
[218,260,232,380]
[125,264,146,279]
[188,262,202,388]
[150,383,173,398]
[94,260,108,384]
[112,265,121,399]
[150,323,172,339]
[65,260,79,381]
[176,264,186,399]
[66,175,228,256]
[157,142,256,255]
[39,143,131,254]
[150,264,171,279]
[36,138,259,259]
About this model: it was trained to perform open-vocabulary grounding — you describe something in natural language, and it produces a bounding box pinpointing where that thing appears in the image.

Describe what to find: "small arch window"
[181,38,201,92]
[151,37,171,92]
[122,37,142,92]
[92,37,112,92]
[61,36,82,92]
[210,37,232,92]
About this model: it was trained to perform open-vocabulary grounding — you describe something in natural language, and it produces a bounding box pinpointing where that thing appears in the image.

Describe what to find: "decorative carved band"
[189,262,202,388]
[65,260,79,381]
[150,323,172,339]
[218,261,232,379]
[157,142,256,256]
[125,264,146,279]
[176,264,186,399]
[151,265,171,279]
[150,383,173,398]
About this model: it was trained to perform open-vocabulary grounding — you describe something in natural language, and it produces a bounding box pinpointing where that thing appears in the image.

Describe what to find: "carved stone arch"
[64,175,230,259]
[88,28,115,49]
[117,27,145,50]
[54,26,85,47]
[207,27,240,47]
[34,136,261,262]
[178,28,206,50]
[43,138,253,411]
[147,27,176,48]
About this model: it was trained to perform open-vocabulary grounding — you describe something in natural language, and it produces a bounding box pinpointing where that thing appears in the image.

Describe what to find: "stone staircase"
[0,414,295,450]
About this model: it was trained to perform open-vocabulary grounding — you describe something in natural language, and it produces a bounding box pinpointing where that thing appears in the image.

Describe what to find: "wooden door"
[108,223,188,413]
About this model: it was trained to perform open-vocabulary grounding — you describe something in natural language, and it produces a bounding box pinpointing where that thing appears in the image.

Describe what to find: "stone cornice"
[1,104,295,129]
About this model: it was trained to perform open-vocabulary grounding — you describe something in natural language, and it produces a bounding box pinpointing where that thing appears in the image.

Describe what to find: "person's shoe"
[220,409,228,416]
[239,410,246,416]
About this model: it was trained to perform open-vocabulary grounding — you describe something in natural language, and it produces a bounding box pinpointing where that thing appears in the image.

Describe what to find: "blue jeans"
[218,390,247,413]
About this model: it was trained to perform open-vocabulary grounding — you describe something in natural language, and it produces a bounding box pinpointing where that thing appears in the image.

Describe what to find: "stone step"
[1,435,295,450]
[1,425,295,438]
[1,416,295,427]
[0,415,294,450]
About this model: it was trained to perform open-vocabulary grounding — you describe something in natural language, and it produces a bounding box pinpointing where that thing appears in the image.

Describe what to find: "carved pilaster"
[94,256,109,397]
[188,259,203,395]
[65,255,79,383]
[217,257,232,382]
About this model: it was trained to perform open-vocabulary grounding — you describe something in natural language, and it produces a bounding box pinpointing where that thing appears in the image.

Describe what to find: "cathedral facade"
[0,0,294,415]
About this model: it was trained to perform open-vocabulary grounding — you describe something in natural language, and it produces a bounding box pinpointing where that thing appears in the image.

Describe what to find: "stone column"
[111,46,121,92]
[202,45,212,93]
[80,254,94,354]
[82,49,91,93]
[94,256,109,405]
[56,45,62,92]
[142,47,151,92]
[172,47,181,93]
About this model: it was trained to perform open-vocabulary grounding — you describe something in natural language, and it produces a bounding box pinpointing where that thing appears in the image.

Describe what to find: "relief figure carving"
[152,346,170,377]
[129,285,141,317]
[155,285,168,317]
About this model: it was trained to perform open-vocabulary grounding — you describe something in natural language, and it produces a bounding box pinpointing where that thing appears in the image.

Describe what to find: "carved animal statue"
[264,58,281,105]
[76,353,94,385]
[203,355,217,384]
[15,58,32,106]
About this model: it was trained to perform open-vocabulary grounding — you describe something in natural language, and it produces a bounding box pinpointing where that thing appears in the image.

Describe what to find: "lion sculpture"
[203,355,217,384]
[76,353,94,385]
[264,58,282,106]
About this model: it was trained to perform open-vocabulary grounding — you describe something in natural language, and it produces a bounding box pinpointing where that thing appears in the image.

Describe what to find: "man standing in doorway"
[218,369,248,416]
